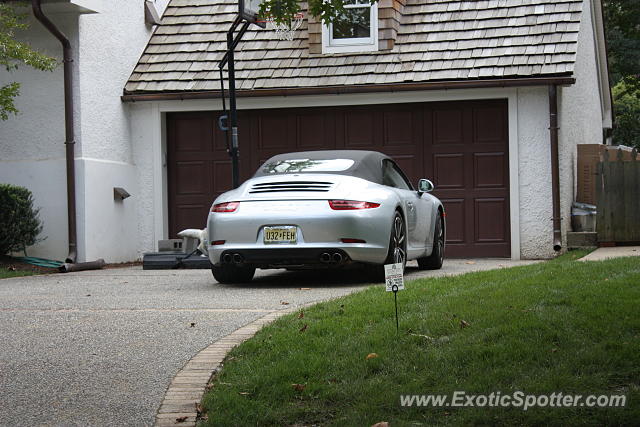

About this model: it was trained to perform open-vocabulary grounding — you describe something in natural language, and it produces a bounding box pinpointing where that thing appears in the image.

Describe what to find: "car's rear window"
[260,158,355,174]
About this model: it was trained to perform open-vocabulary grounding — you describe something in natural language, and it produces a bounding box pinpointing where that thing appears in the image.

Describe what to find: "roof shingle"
[124,0,582,94]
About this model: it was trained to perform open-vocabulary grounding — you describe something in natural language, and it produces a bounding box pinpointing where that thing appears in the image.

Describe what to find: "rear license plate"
[264,226,298,244]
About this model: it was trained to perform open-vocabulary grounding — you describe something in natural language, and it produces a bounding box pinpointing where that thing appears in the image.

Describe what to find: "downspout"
[31,0,77,263]
[549,85,562,251]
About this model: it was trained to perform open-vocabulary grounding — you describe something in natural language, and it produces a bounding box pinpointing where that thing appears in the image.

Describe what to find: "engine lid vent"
[249,181,333,194]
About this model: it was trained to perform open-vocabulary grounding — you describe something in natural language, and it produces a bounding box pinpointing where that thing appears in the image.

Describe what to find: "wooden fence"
[596,147,640,243]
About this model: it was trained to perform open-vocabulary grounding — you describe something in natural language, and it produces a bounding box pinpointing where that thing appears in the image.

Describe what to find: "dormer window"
[322,0,378,54]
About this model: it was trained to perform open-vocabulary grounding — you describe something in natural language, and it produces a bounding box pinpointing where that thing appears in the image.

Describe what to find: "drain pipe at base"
[32,0,104,272]
[549,85,562,252]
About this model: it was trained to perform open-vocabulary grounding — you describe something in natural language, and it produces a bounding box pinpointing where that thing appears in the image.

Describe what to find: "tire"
[211,264,255,284]
[371,211,407,281]
[418,211,444,270]
[386,211,407,268]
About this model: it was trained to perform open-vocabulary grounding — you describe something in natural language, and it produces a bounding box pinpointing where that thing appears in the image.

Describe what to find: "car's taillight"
[341,238,367,244]
[329,200,380,210]
[211,202,240,213]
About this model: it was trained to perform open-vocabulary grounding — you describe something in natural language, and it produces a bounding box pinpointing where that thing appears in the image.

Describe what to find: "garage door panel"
[175,161,207,196]
[440,199,465,243]
[296,112,331,150]
[474,105,507,145]
[473,152,508,188]
[474,198,509,243]
[211,124,228,152]
[257,114,289,149]
[212,161,232,194]
[433,108,464,145]
[173,118,211,152]
[174,204,208,235]
[344,110,375,148]
[433,154,465,189]
[383,110,413,146]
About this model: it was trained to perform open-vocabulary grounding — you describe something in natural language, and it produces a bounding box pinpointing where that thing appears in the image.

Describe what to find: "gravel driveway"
[0,258,537,426]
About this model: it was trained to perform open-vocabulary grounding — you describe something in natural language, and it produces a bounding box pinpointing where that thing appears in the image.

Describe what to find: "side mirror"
[418,179,434,193]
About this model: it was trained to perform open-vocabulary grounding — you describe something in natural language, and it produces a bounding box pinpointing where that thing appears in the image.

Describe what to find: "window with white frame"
[322,0,378,54]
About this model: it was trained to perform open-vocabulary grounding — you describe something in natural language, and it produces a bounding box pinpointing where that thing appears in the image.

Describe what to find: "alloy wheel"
[392,214,406,266]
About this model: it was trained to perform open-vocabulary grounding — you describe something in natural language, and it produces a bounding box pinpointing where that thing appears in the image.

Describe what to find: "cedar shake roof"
[124,0,583,95]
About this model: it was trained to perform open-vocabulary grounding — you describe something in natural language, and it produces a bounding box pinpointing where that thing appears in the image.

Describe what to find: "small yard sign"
[385,263,405,292]
[384,263,404,333]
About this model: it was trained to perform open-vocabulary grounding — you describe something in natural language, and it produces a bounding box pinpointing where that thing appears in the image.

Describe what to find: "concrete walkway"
[0,258,537,426]
[579,246,640,261]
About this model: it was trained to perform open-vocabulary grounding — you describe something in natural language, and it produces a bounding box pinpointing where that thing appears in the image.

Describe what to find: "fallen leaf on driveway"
[280,301,290,305]
[299,287,311,290]
[298,311,304,318]
[299,324,308,333]
[190,322,196,327]
[366,353,378,360]
[460,320,470,328]
[465,261,476,265]
[291,383,306,392]
[175,416,188,423]
[371,422,389,427]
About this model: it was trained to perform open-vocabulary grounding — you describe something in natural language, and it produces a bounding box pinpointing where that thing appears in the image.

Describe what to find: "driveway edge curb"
[153,306,300,426]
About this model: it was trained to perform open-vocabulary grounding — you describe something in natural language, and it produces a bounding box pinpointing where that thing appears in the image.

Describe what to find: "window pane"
[332,7,370,39]
[261,159,355,174]
[382,161,411,190]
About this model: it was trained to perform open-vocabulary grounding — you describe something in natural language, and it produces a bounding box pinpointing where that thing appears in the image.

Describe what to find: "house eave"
[121,76,576,103]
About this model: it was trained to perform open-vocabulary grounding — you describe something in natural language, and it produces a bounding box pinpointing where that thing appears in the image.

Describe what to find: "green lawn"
[0,268,35,279]
[202,252,640,426]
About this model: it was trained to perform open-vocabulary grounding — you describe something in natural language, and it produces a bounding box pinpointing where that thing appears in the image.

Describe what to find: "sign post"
[384,263,405,333]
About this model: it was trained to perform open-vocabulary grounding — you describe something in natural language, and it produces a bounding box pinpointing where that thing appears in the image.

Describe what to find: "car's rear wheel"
[211,264,255,284]
[370,211,407,281]
[418,211,444,270]
[387,211,407,268]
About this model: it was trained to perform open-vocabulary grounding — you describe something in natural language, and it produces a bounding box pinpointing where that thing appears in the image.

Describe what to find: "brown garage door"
[166,100,510,257]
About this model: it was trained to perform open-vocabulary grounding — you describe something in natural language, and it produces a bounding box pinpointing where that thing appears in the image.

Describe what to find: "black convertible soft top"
[254,150,391,184]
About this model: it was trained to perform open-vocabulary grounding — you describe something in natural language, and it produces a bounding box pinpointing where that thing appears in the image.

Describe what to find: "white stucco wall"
[0,11,78,261]
[516,87,555,259]
[0,1,169,262]
[558,0,609,244]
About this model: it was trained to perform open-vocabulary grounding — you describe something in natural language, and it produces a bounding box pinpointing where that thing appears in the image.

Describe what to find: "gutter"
[548,84,562,251]
[121,76,576,102]
[32,0,104,270]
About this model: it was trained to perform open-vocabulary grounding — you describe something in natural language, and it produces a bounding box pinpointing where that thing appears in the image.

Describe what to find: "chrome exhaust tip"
[233,253,243,264]
[222,253,232,264]
[320,253,331,263]
[332,252,343,263]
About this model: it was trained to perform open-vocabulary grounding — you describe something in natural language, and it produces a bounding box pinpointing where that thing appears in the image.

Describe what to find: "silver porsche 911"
[206,150,445,283]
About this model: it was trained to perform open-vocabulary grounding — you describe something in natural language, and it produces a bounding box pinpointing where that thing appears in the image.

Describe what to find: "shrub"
[612,76,640,150]
[0,184,43,255]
